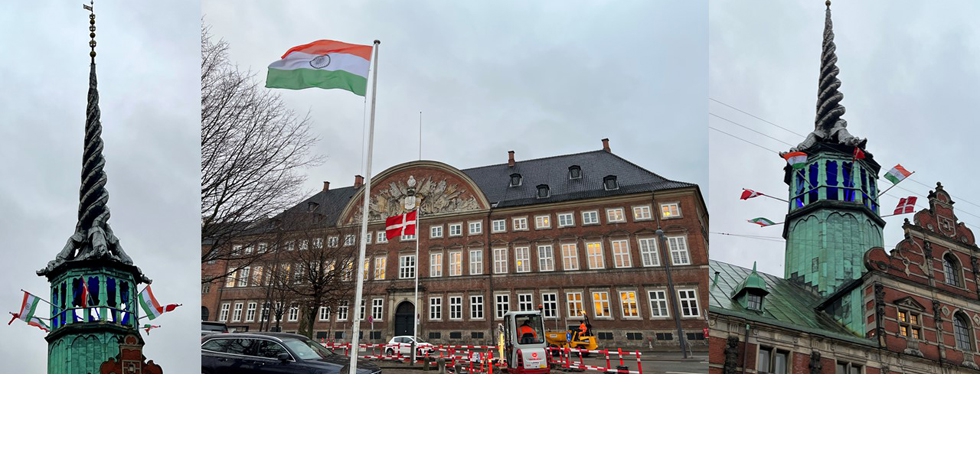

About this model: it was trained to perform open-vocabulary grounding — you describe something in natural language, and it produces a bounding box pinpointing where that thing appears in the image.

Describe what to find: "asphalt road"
[377,350,708,374]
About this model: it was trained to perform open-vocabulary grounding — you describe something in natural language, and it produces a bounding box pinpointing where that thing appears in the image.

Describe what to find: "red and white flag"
[385,210,417,241]
[740,189,763,200]
[894,196,917,215]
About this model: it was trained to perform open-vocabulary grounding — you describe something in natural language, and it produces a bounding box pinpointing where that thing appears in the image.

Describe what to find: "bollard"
[438,357,447,374]
[454,362,463,374]
[423,357,431,371]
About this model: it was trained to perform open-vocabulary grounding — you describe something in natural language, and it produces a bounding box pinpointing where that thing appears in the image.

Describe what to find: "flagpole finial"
[374,39,380,45]
[84,1,96,63]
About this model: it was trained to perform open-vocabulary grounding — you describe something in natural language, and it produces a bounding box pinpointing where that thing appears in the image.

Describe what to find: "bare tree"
[201,22,322,282]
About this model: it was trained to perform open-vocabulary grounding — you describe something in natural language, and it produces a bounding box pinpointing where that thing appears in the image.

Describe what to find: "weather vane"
[83,1,96,63]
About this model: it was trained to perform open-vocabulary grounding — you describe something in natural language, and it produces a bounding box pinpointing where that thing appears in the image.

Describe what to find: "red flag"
[894,196,917,215]
[853,146,865,160]
[80,281,89,308]
[740,189,763,200]
[384,210,417,241]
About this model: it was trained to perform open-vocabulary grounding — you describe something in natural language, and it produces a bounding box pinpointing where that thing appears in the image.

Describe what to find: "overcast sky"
[0,1,200,373]
[202,0,708,202]
[709,0,980,277]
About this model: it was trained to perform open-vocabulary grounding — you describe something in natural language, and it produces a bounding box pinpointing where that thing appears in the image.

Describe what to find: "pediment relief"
[894,296,926,313]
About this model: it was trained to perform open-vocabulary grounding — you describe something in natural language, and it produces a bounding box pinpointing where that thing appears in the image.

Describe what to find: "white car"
[384,336,434,357]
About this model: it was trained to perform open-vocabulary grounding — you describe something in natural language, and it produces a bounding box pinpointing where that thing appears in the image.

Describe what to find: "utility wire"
[709,98,807,138]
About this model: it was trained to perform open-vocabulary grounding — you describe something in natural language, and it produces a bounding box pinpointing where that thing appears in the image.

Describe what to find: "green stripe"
[266,68,368,96]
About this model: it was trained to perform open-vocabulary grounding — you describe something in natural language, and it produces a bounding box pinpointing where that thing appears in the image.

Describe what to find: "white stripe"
[268,51,370,77]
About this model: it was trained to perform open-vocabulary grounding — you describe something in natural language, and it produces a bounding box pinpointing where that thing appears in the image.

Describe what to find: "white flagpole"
[349,39,381,375]
[412,111,421,361]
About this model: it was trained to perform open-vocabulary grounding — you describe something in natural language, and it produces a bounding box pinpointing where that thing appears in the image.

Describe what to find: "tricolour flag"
[884,164,912,185]
[748,217,776,227]
[740,189,763,200]
[138,286,179,321]
[385,210,418,241]
[266,40,373,96]
[143,324,161,335]
[779,151,807,170]
[894,196,917,215]
[8,292,49,332]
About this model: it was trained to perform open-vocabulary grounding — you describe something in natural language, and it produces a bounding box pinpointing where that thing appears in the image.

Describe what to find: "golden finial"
[826,0,831,7]
[83,1,96,63]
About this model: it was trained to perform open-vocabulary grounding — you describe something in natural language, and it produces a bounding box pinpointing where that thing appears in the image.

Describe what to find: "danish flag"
[894,196,917,215]
[385,210,417,241]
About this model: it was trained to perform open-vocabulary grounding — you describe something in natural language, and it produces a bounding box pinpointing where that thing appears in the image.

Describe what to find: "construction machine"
[499,310,550,374]
[544,314,598,356]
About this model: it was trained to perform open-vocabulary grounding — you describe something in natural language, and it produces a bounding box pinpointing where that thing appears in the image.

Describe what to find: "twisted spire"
[814,0,845,132]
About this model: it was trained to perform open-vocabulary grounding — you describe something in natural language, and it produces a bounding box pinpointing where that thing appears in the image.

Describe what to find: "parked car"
[384,336,434,357]
[202,332,381,374]
[201,321,229,337]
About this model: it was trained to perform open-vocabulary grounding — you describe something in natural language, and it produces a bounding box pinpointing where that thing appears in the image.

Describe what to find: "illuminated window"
[897,308,921,340]
[449,250,462,276]
[515,247,531,273]
[620,291,639,318]
[513,217,529,231]
[534,215,551,229]
[632,205,652,221]
[374,256,386,280]
[660,203,681,218]
[566,292,584,317]
[592,292,611,317]
[429,252,442,277]
[586,242,604,269]
[606,208,625,223]
[611,239,631,268]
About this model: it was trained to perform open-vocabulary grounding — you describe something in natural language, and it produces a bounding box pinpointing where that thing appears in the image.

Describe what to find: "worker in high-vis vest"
[518,320,537,342]
[578,320,588,337]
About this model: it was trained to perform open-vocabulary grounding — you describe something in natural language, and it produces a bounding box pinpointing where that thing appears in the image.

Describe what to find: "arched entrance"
[394,301,416,337]
[201,306,210,321]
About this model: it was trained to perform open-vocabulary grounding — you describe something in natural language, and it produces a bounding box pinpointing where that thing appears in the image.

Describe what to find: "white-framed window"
[638,237,660,267]
[491,219,506,233]
[632,205,652,221]
[374,256,386,280]
[219,302,230,322]
[449,223,463,237]
[344,235,355,246]
[260,304,270,323]
[557,212,574,228]
[512,217,529,231]
[586,242,604,269]
[251,265,263,286]
[337,300,349,321]
[232,244,242,256]
[288,304,299,322]
[430,252,443,277]
[223,272,234,288]
[667,236,691,265]
[514,246,531,273]
[450,296,463,320]
[358,300,366,321]
[661,202,681,218]
[294,263,305,284]
[495,293,510,318]
[541,293,558,318]
[449,250,462,277]
[401,232,416,242]
[399,254,416,279]
[606,208,626,223]
[469,249,483,275]
[648,290,669,318]
[285,241,295,251]
[238,267,250,287]
[319,306,330,321]
[431,225,444,239]
[537,245,555,272]
[376,231,387,243]
[561,243,579,271]
[620,291,639,318]
[468,221,482,235]
[518,293,534,312]
[327,236,339,247]
[582,210,599,225]
[246,302,257,322]
[429,297,442,320]
[299,239,309,250]
[244,245,253,255]
[232,302,243,322]
[591,291,611,318]
[470,295,484,320]
[493,247,508,274]
[566,292,584,317]
[760,346,790,374]
[534,215,551,229]
[312,238,323,249]
[611,239,632,268]
[371,298,384,322]
[257,242,267,253]
[678,289,700,317]
[365,233,372,244]
[363,259,370,281]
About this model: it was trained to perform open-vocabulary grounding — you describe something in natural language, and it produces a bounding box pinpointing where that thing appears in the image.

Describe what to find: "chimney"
[354,175,364,188]
[601,138,611,152]
[322,181,330,191]
[508,150,515,167]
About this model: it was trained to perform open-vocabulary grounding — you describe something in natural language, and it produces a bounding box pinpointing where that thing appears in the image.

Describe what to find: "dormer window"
[509,173,522,187]
[307,201,319,212]
[536,184,550,199]
[569,165,582,180]
[746,293,763,311]
[603,175,618,191]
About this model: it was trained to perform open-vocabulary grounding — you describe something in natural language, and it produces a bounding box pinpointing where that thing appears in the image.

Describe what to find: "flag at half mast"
[266,40,373,96]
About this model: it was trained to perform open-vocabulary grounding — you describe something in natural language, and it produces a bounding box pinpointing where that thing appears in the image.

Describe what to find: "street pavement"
[376,349,708,374]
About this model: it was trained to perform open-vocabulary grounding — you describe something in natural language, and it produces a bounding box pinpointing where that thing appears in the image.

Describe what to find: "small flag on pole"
[385,210,417,241]
[884,164,912,185]
[138,286,180,320]
[748,217,777,227]
[894,196,917,215]
[779,151,807,170]
[853,146,865,160]
[740,189,763,200]
[142,324,161,334]
[9,292,49,332]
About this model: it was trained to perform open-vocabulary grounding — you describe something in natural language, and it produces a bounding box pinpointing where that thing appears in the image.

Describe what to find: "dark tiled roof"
[709,259,872,345]
[461,150,697,208]
[281,186,360,227]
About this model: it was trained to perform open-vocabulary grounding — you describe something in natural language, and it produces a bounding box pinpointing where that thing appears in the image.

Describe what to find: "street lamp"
[657,228,690,359]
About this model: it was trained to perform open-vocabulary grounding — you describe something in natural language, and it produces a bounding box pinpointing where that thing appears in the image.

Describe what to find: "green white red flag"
[266,40,373,96]
[8,291,49,332]
[138,286,179,320]
[748,217,777,227]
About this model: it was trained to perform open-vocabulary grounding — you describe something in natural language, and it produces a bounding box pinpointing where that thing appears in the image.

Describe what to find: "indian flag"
[780,151,807,170]
[748,217,776,227]
[138,286,179,321]
[884,164,912,185]
[8,292,49,332]
[266,40,373,96]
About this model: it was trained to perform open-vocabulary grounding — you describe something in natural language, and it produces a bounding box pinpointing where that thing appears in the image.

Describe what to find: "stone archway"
[394,301,416,336]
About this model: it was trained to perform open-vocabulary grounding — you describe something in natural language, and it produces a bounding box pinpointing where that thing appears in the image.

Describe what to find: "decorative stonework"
[347,173,483,224]
[723,336,740,374]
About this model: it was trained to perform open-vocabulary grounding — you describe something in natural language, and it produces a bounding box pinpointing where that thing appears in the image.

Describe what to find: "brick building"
[203,139,709,349]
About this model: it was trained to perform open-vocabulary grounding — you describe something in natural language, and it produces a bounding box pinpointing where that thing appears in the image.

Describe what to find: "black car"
[201,332,381,374]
